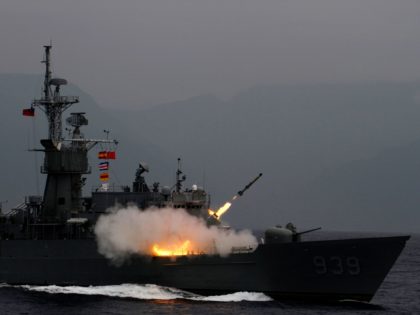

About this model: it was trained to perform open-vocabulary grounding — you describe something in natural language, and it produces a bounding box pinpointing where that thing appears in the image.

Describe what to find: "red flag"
[98,151,107,159]
[22,108,35,117]
[106,151,116,160]
[100,173,109,181]
[98,151,116,159]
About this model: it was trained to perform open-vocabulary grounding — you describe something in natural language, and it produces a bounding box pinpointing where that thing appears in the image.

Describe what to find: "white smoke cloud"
[94,206,257,262]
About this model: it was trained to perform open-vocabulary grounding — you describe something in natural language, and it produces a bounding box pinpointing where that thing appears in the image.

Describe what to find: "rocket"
[207,173,263,223]
[237,173,263,197]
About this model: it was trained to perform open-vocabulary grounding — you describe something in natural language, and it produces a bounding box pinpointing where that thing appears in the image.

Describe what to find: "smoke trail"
[94,206,257,262]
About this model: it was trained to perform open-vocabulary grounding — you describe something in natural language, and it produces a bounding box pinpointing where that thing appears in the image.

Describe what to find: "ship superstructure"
[1,46,210,241]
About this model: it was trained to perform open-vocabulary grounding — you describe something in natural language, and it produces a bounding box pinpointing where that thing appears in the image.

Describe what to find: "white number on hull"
[312,256,360,275]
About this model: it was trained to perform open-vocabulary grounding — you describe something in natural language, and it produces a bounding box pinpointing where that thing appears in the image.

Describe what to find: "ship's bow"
[258,235,410,302]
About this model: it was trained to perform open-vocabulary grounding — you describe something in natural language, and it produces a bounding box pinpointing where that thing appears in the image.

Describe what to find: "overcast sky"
[1,0,420,108]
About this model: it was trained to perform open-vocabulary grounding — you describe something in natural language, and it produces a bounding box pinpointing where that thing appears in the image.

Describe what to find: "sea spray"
[19,283,272,302]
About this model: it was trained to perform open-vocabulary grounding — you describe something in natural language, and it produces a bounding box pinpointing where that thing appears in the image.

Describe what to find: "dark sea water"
[0,232,419,315]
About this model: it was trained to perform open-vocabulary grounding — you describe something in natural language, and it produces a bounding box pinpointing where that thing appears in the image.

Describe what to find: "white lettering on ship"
[313,256,360,275]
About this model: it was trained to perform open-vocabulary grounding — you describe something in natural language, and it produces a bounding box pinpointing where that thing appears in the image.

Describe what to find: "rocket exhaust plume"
[94,206,257,263]
[208,173,263,221]
[152,240,191,257]
[208,202,232,219]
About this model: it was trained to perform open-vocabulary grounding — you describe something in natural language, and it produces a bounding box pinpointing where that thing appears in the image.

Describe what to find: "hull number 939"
[312,256,360,275]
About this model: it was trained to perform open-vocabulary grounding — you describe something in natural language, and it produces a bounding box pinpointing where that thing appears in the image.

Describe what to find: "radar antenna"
[175,158,186,192]
[32,45,79,143]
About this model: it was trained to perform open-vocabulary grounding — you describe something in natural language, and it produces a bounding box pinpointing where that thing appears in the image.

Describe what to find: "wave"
[15,283,272,302]
[192,291,272,302]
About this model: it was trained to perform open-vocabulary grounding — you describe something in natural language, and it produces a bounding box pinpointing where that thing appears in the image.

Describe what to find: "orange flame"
[208,202,232,220]
[152,240,193,257]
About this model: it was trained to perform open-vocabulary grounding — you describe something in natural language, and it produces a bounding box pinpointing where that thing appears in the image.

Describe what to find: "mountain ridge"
[1,74,420,231]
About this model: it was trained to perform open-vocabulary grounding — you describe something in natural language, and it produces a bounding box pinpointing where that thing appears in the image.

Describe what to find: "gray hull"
[0,235,409,302]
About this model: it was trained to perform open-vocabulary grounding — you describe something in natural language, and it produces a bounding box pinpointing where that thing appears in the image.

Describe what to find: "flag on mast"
[22,107,35,117]
[98,151,116,160]
[106,151,116,159]
[99,162,109,171]
[100,173,109,181]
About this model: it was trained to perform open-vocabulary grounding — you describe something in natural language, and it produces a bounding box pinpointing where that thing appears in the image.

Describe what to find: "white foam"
[194,291,272,302]
[20,284,182,300]
[18,283,272,302]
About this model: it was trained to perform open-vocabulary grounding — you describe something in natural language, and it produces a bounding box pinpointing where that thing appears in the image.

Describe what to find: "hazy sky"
[1,0,420,108]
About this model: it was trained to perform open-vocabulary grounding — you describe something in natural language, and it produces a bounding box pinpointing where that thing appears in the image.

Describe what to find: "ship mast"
[43,45,51,101]
[30,45,109,225]
[33,45,79,143]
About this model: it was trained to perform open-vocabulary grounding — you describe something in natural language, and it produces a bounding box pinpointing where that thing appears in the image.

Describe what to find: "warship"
[0,46,410,302]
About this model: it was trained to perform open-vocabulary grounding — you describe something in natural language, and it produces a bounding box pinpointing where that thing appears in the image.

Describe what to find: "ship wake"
[17,284,272,302]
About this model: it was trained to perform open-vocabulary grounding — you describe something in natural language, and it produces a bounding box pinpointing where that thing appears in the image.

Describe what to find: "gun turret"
[295,227,322,236]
